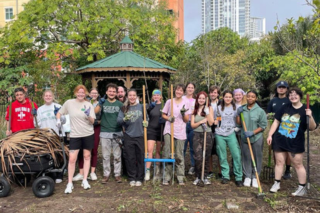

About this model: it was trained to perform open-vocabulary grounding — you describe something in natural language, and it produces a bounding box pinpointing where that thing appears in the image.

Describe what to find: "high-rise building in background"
[202,0,264,40]
[248,17,266,41]
[158,0,184,41]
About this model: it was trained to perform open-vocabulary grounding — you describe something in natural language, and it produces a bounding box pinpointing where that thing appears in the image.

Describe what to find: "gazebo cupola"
[120,36,134,52]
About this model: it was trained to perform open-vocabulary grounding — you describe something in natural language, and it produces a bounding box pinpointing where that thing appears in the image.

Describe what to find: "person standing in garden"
[57,85,95,194]
[93,84,123,184]
[117,89,147,187]
[73,88,101,182]
[183,83,196,175]
[215,90,243,187]
[162,84,191,185]
[6,87,38,136]
[267,81,292,179]
[145,89,164,181]
[37,90,67,183]
[191,91,214,185]
[267,87,316,196]
[236,91,267,188]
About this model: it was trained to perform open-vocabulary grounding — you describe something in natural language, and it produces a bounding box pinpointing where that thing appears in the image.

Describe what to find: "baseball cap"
[276,81,289,88]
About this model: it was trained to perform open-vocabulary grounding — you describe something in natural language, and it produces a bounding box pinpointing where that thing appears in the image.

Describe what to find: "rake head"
[263,166,274,181]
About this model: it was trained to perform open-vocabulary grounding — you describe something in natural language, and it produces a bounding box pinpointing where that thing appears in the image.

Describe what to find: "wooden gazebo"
[76,36,176,91]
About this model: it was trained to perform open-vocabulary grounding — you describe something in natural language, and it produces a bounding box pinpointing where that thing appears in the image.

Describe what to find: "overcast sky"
[184,0,314,42]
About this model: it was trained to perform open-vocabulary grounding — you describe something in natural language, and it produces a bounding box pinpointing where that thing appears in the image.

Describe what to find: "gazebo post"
[159,74,163,92]
[91,73,98,88]
[125,72,132,89]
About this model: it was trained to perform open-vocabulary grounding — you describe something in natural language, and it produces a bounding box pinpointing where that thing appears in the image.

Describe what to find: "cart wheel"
[32,176,55,198]
[0,176,11,197]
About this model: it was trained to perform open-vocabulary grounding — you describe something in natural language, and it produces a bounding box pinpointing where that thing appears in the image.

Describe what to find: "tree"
[273,0,320,104]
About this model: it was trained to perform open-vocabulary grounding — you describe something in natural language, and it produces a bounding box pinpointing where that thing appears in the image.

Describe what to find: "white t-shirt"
[37,103,67,136]
[59,99,96,138]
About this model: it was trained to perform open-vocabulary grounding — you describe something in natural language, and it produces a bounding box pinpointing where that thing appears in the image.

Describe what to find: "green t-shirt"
[100,99,123,133]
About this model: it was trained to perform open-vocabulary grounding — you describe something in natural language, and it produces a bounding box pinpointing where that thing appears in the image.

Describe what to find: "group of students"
[5,81,317,197]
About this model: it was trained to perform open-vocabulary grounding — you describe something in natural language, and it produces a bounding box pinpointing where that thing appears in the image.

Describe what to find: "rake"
[263,146,274,181]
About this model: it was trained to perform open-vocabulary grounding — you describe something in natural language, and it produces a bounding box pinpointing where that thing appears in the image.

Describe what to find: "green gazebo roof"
[76,38,176,73]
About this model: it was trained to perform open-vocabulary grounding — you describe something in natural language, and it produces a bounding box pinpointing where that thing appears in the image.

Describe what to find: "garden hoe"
[197,97,209,187]
[240,113,265,198]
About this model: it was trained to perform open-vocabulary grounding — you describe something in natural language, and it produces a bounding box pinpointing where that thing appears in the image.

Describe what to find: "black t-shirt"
[267,97,290,113]
[147,103,162,134]
[273,104,307,153]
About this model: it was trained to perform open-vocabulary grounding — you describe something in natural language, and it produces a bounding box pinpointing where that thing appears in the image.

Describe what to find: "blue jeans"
[184,122,195,167]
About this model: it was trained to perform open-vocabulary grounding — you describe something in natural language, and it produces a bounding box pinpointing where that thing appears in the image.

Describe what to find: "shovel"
[263,146,274,181]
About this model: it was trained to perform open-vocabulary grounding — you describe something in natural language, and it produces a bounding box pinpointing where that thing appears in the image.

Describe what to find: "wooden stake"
[170,84,174,159]
[143,85,147,159]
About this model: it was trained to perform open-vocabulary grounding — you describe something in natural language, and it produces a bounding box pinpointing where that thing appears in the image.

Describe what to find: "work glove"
[204,106,209,115]
[123,113,133,122]
[180,104,189,116]
[168,116,175,123]
[244,131,254,138]
[56,119,61,129]
[236,106,244,116]
[142,121,148,128]
[234,127,240,132]
[84,105,91,117]
[31,108,37,116]
[99,95,106,106]
[201,123,207,131]
[54,105,61,116]
[158,116,165,124]
[86,96,92,101]
[149,102,156,110]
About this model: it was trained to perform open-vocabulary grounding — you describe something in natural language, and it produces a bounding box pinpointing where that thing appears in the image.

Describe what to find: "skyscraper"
[202,0,250,37]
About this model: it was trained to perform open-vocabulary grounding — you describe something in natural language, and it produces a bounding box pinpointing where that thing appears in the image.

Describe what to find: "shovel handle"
[268,146,272,167]
[306,94,309,109]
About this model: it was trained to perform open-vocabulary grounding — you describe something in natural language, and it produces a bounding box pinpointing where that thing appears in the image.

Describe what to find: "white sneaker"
[135,181,142,186]
[90,173,97,181]
[145,170,150,181]
[204,178,211,185]
[64,183,74,194]
[72,173,83,181]
[55,179,62,184]
[292,185,307,197]
[81,180,91,190]
[252,178,258,188]
[129,181,136,186]
[270,181,280,193]
[193,178,200,185]
[243,178,251,187]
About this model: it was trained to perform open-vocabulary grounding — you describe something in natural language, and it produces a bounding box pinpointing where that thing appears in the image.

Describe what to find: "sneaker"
[243,178,251,187]
[135,181,142,186]
[188,167,195,175]
[162,180,169,186]
[101,176,109,184]
[193,178,200,185]
[270,181,280,193]
[72,173,83,181]
[252,178,258,188]
[204,178,211,185]
[178,180,185,186]
[55,179,62,184]
[292,185,307,197]
[207,172,214,178]
[81,180,91,190]
[64,183,74,194]
[235,181,244,187]
[115,176,122,183]
[221,178,229,184]
[90,173,98,181]
[129,181,136,186]
[145,170,150,181]
[282,171,292,180]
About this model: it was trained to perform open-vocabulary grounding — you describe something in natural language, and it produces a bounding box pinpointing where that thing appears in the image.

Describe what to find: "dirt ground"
[1,129,320,213]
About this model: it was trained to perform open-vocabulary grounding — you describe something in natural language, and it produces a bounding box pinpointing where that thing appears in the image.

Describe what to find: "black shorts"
[69,134,94,150]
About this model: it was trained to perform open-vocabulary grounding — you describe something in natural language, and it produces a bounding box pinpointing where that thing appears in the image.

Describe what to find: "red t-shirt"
[5,98,38,133]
